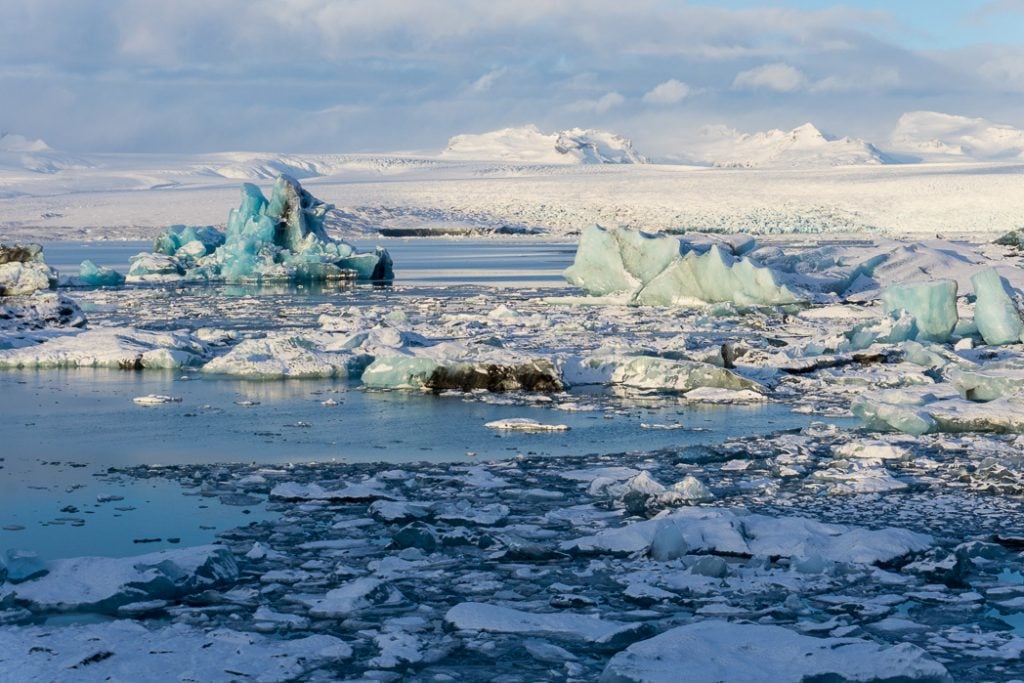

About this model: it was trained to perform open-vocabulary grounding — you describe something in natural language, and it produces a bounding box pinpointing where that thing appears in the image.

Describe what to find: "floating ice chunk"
[0,292,86,331]
[682,387,766,403]
[811,463,910,495]
[607,356,763,394]
[853,387,1024,433]
[362,355,440,389]
[153,225,225,258]
[563,507,932,564]
[269,480,394,502]
[1,550,47,583]
[565,225,799,306]
[0,328,208,369]
[950,367,1024,401]
[444,602,646,648]
[600,620,950,683]
[126,252,185,283]
[69,260,125,287]
[851,391,938,436]
[636,244,800,306]
[202,334,372,379]
[363,350,562,392]
[299,578,402,617]
[0,243,58,295]
[0,545,238,613]
[881,279,958,342]
[132,394,182,405]
[484,418,569,432]
[0,620,351,683]
[972,268,1024,345]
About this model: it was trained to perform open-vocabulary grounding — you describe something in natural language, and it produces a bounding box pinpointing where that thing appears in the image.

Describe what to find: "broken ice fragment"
[881,279,958,343]
[600,620,950,683]
[971,268,1024,346]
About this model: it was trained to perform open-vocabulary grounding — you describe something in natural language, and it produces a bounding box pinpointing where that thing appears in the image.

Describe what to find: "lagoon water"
[2,238,844,560]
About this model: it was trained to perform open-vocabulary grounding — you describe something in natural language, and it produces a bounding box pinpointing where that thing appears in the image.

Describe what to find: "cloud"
[569,91,625,114]
[642,79,690,105]
[0,1,1022,153]
[470,68,507,93]
[732,63,807,92]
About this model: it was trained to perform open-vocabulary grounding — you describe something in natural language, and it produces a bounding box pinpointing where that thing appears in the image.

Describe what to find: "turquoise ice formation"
[971,268,1024,346]
[880,280,958,343]
[564,225,800,306]
[146,175,392,284]
[75,260,125,287]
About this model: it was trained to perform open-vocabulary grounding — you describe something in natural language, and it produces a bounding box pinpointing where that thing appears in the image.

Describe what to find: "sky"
[1,0,1023,154]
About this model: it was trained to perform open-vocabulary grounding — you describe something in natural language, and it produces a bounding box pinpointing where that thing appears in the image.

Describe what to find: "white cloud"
[810,67,900,93]
[732,63,807,92]
[570,91,625,114]
[642,79,690,105]
[470,68,507,93]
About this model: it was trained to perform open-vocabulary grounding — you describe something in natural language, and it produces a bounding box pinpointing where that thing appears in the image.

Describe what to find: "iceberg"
[126,253,186,283]
[565,225,799,306]
[180,175,393,284]
[569,225,798,305]
[0,243,58,296]
[153,224,225,259]
[971,268,1024,345]
[70,260,125,287]
[881,280,958,343]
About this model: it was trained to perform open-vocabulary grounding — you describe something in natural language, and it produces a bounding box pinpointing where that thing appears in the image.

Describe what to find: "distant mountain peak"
[891,111,1024,162]
[693,122,890,168]
[0,133,52,153]
[442,125,646,164]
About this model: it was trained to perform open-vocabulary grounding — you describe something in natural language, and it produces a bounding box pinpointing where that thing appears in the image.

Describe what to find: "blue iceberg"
[149,176,392,285]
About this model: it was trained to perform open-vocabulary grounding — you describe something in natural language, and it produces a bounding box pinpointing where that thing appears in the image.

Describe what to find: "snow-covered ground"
[1,124,1022,241]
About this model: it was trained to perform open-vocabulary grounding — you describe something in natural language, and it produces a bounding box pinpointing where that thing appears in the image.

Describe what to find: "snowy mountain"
[693,123,892,168]
[0,133,52,153]
[0,133,94,174]
[441,125,647,164]
[890,111,1024,162]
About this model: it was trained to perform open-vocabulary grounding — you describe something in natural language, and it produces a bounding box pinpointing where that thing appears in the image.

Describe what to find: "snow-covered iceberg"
[136,175,392,284]
[0,243,58,296]
[565,225,800,306]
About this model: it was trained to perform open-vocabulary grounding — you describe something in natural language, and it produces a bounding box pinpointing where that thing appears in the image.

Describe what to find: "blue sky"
[2,0,1023,154]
